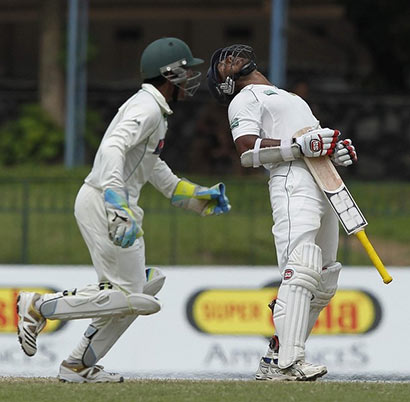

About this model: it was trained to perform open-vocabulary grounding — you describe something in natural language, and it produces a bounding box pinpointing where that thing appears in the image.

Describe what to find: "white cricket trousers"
[74,183,146,294]
[268,160,339,272]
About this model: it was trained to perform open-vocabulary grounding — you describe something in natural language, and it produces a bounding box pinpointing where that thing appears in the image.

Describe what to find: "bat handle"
[355,230,393,284]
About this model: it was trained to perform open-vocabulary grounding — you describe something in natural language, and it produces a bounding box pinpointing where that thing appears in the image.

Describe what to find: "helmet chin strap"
[220,60,257,97]
[232,60,257,83]
[172,84,180,102]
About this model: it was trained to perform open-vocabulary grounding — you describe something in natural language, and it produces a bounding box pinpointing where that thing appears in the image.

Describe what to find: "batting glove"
[294,128,340,157]
[104,188,144,248]
[331,139,358,167]
[201,183,231,216]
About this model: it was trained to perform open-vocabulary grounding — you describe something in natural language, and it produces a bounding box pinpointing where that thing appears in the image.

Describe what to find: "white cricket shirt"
[228,84,319,143]
[85,83,179,208]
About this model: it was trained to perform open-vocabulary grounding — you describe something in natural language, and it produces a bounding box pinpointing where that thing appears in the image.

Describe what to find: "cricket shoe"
[58,360,124,383]
[267,360,327,382]
[255,335,279,380]
[16,292,46,357]
[255,357,277,380]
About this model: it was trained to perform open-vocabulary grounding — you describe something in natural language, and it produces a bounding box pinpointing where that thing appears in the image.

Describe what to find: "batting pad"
[274,243,322,368]
[39,285,161,320]
[306,262,342,339]
[144,267,166,296]
[275,285,312,368]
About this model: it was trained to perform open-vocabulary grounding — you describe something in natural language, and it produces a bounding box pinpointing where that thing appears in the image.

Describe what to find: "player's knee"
[129,293,161,315]
[282,243,322,293]
[322,262,342,286]
[312,262,342,308]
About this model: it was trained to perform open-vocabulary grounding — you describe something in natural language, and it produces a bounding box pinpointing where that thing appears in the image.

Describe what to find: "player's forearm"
[148,159,180,199]
[235,135,281,156]
[236,135,293,168]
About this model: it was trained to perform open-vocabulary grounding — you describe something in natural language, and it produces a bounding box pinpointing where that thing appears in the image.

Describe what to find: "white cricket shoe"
[255,357,272,380]
[16,292,46,357]
[255,334,279,380]
[58,360,124,383]
[267,360,327,382]
[255,356,279,380]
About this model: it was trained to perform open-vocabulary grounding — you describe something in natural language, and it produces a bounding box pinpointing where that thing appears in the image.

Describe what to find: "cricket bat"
[297,131,393,284]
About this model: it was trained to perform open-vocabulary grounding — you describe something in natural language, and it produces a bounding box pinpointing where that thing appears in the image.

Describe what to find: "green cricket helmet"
[140,37,204,96]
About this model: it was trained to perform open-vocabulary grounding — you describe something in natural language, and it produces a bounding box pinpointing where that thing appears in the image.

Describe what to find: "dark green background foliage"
[0,104,63,165]
[0,104,104,166]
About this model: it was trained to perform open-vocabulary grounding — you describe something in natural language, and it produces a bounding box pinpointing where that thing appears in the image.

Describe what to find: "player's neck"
[155,81,173,102]
[237,71,272,90]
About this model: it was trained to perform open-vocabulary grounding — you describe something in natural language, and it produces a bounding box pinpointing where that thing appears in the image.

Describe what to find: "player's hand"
[331,139,357,167]
[171,179,231,216]
[295,128,339,157]
[104,188,143,248]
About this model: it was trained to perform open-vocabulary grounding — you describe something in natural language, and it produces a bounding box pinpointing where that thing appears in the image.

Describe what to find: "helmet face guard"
[207,44,257,104]
[159,58,201,97]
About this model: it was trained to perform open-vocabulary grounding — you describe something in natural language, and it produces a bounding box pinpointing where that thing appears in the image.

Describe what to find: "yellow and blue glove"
[104,188,144,248]
[171,179,231,216]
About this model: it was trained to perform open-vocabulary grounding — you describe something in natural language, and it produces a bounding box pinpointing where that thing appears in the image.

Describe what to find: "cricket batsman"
[16,37,230,383]
[207,44,357,381]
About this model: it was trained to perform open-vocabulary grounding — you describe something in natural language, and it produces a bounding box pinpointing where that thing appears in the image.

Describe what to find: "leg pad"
[40,286,161,320]
[274,243,322,368]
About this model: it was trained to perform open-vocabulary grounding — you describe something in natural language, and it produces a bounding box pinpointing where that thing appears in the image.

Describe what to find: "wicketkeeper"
[207,44,357,381]
[16,37,230,383]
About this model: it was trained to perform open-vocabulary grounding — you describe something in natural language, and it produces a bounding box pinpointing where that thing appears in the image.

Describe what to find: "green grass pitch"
[1,378,409,402]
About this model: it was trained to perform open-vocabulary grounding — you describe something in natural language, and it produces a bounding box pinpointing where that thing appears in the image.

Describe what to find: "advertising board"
[0,265,407,379]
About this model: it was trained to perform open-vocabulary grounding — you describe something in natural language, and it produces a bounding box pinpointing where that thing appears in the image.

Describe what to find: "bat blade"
[304,157,367,235]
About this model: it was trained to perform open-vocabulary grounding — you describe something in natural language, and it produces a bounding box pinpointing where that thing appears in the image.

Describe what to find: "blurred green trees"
[0,104,103,166]
[0,104,63,165]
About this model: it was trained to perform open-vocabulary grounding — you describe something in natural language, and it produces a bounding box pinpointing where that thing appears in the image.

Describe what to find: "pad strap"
[253,138,262,168]
[280,139,296,162]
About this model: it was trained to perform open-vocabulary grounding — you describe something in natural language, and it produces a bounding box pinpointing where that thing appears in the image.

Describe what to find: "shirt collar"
[141,83,173,116]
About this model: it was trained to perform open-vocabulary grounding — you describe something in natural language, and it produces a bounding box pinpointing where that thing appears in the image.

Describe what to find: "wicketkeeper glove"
[104,188,144,248]
[330,139,358,167]
[171,179,231,216]
[294,128,340,157]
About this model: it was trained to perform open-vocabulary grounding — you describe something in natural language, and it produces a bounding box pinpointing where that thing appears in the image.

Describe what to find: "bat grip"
[355,230,392,284]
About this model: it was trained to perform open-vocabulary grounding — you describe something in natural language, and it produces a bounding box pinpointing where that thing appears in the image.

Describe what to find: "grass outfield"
[1,165,409,265]
[1,378,410,402]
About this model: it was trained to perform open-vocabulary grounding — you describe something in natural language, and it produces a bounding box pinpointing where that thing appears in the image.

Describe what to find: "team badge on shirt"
[230,118,239,130]
[263,89,277,96]
[153,139,165,155]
